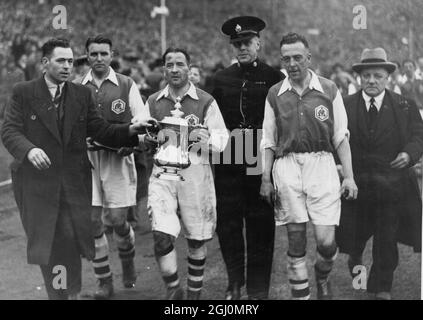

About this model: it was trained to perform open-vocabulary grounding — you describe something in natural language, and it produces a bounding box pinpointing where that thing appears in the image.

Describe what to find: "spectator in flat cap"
[212,15,283,300]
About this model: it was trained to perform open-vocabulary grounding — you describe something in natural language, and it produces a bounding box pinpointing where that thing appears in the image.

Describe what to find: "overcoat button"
[31,115,36,120]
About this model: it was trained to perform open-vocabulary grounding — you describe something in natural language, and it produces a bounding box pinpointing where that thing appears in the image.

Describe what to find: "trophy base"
[155,167,185,181]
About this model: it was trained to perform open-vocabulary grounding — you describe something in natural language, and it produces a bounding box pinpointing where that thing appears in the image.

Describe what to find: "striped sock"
[187,256,206,293]
[163,272,180,289]
[114,223,135,260]
[287,254,310,300]
[92,233,112,279]
[315,247,338,283]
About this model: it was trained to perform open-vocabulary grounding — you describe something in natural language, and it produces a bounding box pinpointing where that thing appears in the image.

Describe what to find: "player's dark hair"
[85,35,113,52]
[41,38,71,58]
[162,47,190,65]
[280,32,309,49]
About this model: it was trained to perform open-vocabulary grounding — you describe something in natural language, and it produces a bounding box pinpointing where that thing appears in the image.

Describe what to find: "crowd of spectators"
[1,0,423,120]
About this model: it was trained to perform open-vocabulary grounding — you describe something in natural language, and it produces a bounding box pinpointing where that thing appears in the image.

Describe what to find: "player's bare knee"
[187,239,207,257]
[317,242,337,258]
[108,210,127,227]
[92,222,104,238]
[187,239,205,249]
[287,230,307,257]
[153,231,174,257]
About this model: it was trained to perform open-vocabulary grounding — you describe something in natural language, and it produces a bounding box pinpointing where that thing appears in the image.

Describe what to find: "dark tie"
[53,85,61,105]
[53,85,64,133]
[368,97,378,130]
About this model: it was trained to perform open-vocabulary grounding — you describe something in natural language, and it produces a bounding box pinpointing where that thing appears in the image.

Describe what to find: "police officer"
[212,16,284,300]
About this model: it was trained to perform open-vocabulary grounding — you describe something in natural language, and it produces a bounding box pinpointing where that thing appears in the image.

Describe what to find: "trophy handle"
[145,120,161,139]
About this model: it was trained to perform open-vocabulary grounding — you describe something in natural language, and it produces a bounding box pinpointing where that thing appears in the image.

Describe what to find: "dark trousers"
[215,165,275,299]
[40,195,82,300]
[349,199,400,293]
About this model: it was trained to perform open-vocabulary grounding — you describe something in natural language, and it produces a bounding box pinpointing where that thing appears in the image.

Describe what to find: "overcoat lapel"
[32,77,62,145]
[62,82,84,146]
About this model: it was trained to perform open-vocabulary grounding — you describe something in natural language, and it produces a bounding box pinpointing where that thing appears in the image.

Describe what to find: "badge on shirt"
[315,105,329,121]
[111,99,126,114]
[185,114,200,126]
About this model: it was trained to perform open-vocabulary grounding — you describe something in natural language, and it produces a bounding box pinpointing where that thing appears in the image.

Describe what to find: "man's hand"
[340,177,358,200]
[117,147,134,157]
[129,117,158,135]
[190,128,210,146]
[86,137,101,151]
[144,135,160,151]
[260,179,274,206]
[27,148,51,170]
[390,152,410,169]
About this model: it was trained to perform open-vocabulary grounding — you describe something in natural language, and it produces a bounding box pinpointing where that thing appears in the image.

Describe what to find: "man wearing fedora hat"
[336,47,423,300]
[211,16,283,300]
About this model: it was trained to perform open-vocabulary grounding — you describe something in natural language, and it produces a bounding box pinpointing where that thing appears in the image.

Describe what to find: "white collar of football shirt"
[81,67,119,86]
[156,82,198,101]
[277,69,324,96]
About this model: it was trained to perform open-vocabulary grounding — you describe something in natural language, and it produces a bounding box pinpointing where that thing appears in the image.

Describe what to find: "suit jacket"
[337,90,423,253]
[1,77,138,265]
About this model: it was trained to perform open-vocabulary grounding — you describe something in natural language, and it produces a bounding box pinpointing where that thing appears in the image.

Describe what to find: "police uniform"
[211,16,283,300]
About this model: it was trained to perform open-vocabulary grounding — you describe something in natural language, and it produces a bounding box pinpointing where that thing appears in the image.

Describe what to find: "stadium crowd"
[0,0,422,302]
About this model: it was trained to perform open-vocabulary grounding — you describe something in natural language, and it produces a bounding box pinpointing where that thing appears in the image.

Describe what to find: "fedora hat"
[352,48,396,74]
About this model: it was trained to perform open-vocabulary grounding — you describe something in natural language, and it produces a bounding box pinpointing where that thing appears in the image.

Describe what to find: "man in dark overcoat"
[1,38,153,300]
[336,48,423,300]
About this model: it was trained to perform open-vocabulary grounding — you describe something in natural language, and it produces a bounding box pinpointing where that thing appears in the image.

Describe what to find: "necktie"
[368,97,378,129]
[53,85,61,105]
[53,85,64,122]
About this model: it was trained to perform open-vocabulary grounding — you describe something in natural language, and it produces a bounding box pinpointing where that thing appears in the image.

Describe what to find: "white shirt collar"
[277,69,324,96]
[156,82,198,101]
[362,90,385,111]
[44,74,65,99]
[81,67,119,86]
[44,74,65,90]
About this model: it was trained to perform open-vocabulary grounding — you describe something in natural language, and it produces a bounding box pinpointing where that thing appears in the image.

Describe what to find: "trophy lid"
[161,116,188,126]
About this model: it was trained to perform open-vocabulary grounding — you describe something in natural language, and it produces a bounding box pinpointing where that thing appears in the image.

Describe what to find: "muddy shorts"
[148,164,216,240]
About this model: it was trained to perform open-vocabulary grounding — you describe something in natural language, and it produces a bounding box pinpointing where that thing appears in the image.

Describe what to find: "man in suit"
[1,38,154,300]
[336,48,423,300]
[211,16,283,300]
